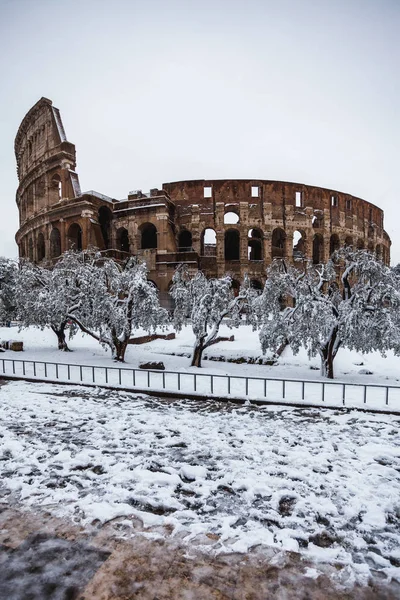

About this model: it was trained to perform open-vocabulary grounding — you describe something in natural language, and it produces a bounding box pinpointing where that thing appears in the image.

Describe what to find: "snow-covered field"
[1,325,400,411]
[0,380,399,588]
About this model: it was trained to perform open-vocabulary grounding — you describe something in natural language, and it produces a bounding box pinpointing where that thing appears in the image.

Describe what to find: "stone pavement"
[0,505,399,600]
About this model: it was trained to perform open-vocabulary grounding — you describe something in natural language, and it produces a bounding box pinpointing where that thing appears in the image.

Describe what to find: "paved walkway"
[0,504,399,599]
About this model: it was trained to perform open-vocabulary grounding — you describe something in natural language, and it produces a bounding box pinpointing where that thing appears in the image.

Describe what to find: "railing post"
[264,379,267,398]
[194,373,196,392]
[302,381,305,400]
[56,363,59,379]
[228,376,230,395]
[342,384,345,405]
[44,362,47,378]
[163,372,166,389]
[133,369,136,386]
[282,380,285,399]
[23,361,26,376]
[322,382,325,402]
[105,367,108,384]
[33,362,36,377]
[245,378,249,396]
[80,365,83,382]
[119,369,122,385]
[92,366,95,383]
[2,359,4,373]
[67,364,70,380]
[364,386,367,404]
[12,360,15,375]
[147,371,150,388]
[178,372,181,391]
[386,387,389,406]
[210,374,213,394]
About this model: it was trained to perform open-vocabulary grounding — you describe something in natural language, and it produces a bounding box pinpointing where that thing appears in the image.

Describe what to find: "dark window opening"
[344,236,353,248]
[37,233,45,261]
[67,223,83,251]
[330,234,340,255]
[331,195,338,207]
[98,206,113,249]
[178,229,192,251]
[116,228,130,253]
[225,229,240,260]
[272,228,286,259]
[50,228,61,258]
[141,223,157,249]
[313,234,324,264]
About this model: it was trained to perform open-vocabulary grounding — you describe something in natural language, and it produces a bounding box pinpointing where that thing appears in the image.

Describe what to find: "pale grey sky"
[0,0,399,262]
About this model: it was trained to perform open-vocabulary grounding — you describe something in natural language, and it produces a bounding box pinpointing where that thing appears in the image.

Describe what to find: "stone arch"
[225,229,240,260]
[36,232,45,261]
[67,223,83,251]
[98,206,113,249]
[293,230,306,260]
[376,244,382,260]
[248,228,263,261]
[224,210,239,225]
[231,279,241,296]
[344,236,353,248]
[178,229,192,251]
[312,212,323,228]
[116,227,130,253]
[50,227,61,258]
[272,228,286,259]
[357,239,365,250]
[330,234,340,255]
[312,234,324,264]
[201,228,216,256]
[140,223,157,250]
[368,240,374,253]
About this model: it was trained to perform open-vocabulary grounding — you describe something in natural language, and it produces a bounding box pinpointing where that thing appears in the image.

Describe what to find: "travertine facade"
[15,97,391,295]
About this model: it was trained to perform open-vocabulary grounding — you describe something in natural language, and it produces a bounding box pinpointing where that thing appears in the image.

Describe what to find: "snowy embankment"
[1,325,400,411]
[0,381,399,588]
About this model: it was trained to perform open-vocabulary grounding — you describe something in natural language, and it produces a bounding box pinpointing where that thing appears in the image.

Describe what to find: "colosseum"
[15,97,391,298]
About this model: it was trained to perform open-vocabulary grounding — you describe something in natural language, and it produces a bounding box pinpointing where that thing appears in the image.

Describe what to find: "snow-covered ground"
[1,325,400,411]
[0,380,399,588]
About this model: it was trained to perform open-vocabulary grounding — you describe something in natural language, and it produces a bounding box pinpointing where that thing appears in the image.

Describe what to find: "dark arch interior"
[225,229,240,260]
[272,228,285,258]
[37,233,45,261]
[68,223,82,251]
[116,228,130,253]
[50,228,61,258]
[178,230,192,251]
[250,279,263,291]
[330,234,340,255]
[141,223,157,249]
[98,206,113,249]
[313,235,324,264]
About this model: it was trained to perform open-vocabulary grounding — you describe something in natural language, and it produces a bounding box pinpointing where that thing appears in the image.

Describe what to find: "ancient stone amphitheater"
[15,97,391,297]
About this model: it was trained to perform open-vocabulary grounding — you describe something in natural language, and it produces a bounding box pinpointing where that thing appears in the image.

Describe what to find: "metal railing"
[1,357,399,413]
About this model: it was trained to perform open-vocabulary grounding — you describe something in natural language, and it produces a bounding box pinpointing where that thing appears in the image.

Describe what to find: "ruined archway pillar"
[59,219,66,253]
[284,232,294,263]
[216,229,225,277]
[263,232,272,266]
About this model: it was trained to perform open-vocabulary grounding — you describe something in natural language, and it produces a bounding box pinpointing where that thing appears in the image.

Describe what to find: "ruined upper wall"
[15,97,76,182]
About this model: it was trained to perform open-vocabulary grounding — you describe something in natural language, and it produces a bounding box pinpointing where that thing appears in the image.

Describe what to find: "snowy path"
[0,380,399,587]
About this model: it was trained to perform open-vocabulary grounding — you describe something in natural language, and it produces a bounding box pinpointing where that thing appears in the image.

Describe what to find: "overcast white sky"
[0,0,399,262]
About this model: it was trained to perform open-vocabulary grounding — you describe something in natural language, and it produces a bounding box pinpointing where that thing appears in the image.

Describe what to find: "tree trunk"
[112,338,129,362]
[191,339,205,367]
[320,328,340,379]
[52,324,71,352]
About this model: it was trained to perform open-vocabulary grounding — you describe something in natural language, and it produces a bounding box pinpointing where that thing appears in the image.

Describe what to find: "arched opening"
[50,228,61,258]
[376,244,382,260]
[357,239,365,250]
[312,212,323,228]
[231,279,240,297]
[178,229,192,252]
[224,211,239,225]
[368,241,374,253]
[250,279,263,292]
[344,236,353,248]
[67,223,83,251]
[330,234,340,256]
[272,228,286,259]
[116,228,130,253]
[37,233,45,262]
[51,174,62,199]
[98,206,113,249]
[293,230,306,260]
[248,229,263,261]
[225,229,240,260]
[140,223,157,250]
[28,238,33,261]
[201,228,216,256]
[313,234,324,264]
